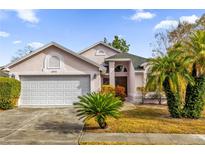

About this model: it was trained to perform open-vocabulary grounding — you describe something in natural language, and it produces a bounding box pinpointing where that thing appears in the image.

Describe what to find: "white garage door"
[20,75,90,106]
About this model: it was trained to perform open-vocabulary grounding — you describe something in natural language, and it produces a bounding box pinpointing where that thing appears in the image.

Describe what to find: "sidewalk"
[80,133,205,145]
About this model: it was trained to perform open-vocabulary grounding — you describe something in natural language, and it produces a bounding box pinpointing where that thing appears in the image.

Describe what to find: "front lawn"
[85,103,205,134]
[80,141,141,145]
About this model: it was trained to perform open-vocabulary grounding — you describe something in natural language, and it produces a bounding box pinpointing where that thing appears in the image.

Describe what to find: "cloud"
[179,15,199,24]
[0,31,10,37]
[130,10,156,21]
[13,40,22,44]
[15,10,39,24]
[154,14,199,31]
[154,19,178,30]
[27,42,44,49]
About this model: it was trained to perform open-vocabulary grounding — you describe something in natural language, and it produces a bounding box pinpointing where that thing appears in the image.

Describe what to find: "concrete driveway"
[0,107,83,145]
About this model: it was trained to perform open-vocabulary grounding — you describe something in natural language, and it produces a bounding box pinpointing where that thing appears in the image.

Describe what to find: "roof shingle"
[106,52,147,70]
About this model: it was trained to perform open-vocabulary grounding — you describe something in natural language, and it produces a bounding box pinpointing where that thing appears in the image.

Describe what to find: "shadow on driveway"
[36,121,83,134]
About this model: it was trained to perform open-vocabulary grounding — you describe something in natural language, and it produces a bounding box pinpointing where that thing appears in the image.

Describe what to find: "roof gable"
[106,53,147,70]
[79,41,122,55]
[5,42,100,69]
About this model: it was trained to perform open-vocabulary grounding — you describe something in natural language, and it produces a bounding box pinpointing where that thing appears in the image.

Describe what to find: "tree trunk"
[183,76,205,118]
[163,78,181,118]
[97,117,108,129]
[158,95,162,105]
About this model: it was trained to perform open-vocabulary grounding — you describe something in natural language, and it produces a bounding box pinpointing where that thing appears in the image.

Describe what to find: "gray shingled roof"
[106,52,147,70]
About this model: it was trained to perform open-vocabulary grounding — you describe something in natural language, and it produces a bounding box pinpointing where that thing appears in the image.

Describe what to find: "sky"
[0,9,204,66]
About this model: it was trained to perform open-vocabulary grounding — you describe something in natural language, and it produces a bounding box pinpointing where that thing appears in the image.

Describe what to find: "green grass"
[84,104,205,134]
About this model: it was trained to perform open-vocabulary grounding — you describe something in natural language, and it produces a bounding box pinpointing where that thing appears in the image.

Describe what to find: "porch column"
[109,61,115,87]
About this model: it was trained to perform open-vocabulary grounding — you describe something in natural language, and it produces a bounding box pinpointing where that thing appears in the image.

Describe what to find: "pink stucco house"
[2,41,147,107]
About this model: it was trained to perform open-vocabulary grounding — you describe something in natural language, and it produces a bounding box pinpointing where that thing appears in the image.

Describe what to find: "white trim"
[135,70,145,73]
[14,71,98,76]
[105,58,131,61]
[79,41,122,55]
[5,42,100,69]
[44,51,64,71]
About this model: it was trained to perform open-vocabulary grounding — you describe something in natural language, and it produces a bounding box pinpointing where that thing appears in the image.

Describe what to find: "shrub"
[183,76,205,118]
[115,85,126,101]
[74,92,123,129]
[101,85,115,96]
[163,78,181,118]
[0,77,21,110]
[137,86,148,104]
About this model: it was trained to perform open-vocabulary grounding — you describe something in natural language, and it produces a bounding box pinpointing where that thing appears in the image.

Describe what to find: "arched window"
[96,49,105,56]
[48,56,60,68]
[115,65,127,72]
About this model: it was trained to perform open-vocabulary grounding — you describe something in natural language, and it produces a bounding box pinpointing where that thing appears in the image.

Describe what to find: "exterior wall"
[109,61,115,86]
[134,72,145,103]
[80,44,118,65]
[127,61,137,100]
[9,45,101,92]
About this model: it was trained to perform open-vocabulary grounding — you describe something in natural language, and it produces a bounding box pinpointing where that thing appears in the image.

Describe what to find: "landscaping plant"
[146,51,194,118]
[180,31,205,118]
[147,14,205,118]
[100,85,115,96]
[0,77,21,110]
[115,85,126,101]
[74,92,123,129]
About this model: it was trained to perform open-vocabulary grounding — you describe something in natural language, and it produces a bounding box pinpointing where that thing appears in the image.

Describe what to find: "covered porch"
[101,60,138,100]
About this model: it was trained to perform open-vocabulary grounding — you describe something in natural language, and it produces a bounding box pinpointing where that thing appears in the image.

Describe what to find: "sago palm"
[74,92,123,129]
[146,51,193,118]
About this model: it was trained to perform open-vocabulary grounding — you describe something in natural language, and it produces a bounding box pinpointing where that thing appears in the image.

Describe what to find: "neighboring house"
[2,41,147,107]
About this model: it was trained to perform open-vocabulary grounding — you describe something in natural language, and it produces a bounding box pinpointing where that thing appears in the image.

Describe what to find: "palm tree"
[182,30,205,77]
[74,92,123,129]
[146,51,193,118]
[181,30,205,118]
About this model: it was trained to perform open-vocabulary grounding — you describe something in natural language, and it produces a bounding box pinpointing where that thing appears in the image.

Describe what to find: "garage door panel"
[20,75,90,106]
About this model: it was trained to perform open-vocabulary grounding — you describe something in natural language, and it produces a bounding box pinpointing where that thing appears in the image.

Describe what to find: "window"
[48,56,60,68]
[96,49,105,56]
[115,65,127,72]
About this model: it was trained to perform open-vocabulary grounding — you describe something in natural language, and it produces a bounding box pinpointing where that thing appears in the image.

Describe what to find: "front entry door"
[115,77,127,95]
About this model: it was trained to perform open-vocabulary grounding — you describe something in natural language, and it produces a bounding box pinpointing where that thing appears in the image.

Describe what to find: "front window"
[115,65,127,72]
[48,56,60,68]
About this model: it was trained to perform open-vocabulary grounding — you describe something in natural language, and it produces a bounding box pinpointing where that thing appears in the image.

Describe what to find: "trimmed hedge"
[101,85,115,96]
[183,76,205,119]
[0,77,21,110]
[163,78,181,118]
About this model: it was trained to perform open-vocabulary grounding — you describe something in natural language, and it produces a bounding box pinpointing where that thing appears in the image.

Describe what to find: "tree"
[136,86,147,104]
[146,51,193,118]
[11,45,34,62]
[151,32,170,57]
[168,14,205,45]
[180,31,205,118]
[149,14,205,118]
[103,35,130,53]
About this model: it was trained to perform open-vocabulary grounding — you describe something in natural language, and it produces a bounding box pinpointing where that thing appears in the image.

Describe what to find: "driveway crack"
[1,112,46,140]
